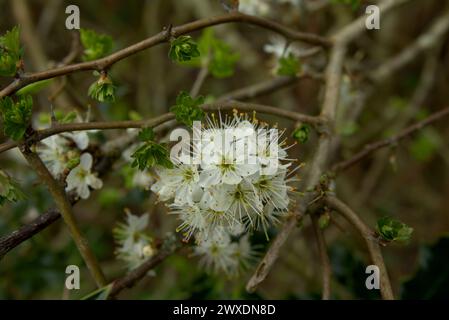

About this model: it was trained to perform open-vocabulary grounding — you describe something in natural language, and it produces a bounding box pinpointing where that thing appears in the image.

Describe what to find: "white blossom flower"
[194,230,256,276]
[132,170,154,190]
[114,211,155,271]
[194,230,239,275]
[38,135,70,178]
[151,164,200,205]
[239,0,270,16]
[151,112,298,275]
[62,131,89,150]
[263,35,301,58]
[65,153,103,199]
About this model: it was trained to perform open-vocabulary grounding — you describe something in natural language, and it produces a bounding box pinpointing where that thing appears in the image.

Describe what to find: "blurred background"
[0,0,448,299]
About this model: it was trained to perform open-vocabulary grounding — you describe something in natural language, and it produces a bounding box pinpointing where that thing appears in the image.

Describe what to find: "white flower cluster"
[37,114,102,199]
[151,113,298,275]
[113,211,155,271]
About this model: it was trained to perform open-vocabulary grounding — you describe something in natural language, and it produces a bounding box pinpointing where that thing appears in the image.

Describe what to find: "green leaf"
[88,75,116,102]
[0,170,26,206]
[138,127,155,142]
[16,79,54,96]
[377,216,413,243]
[292,124,310,143]
[0,95,33,140]
[277,53,301,77]
[170,91,205,127]
[80,28,114,61]
[131,142,173,170]
[81,284,113,300]
[169,36,200,62]
[0,26,23,77]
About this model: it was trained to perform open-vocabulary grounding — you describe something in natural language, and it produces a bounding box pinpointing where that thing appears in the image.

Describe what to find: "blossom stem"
[19,144,107,288]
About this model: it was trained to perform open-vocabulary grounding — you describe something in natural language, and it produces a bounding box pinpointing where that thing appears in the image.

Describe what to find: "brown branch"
[331,106,449,173]
[246,211,304,293]
[324,195,394,300]
[371,8,449,83]
[0,101,325,154]
[0,208,61,260]
[108,237,182,298]
[311,213,332,300]
[0,12,330,98]
[18,144,107,287]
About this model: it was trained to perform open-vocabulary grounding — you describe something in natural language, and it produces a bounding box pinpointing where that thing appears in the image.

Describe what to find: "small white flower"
[239,0,270,16]
[151,165,200,205]
[263,35,301,58]
[65,153,103,199]
[132,170,154,190]
[114,211,155,271]
[38,135,70,178]
[62,131,89,150]
[194,231,239,275]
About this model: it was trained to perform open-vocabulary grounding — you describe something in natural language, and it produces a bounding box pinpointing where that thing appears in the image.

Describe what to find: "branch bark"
[331,106,449,173]
[325,195,394,300]
[311,213,332,300]
[18,144,107,287]
[0,100,325,154]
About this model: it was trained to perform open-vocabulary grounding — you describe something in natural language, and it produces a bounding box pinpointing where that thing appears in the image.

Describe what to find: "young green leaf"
[377,216,413,243]
[80,28,114,61]
[138,127,155,142]
[0,95,33,140]
[0,170,26,206]
[131,142,173,170]
[88,75,116,102]
[170,91,205,127]
[16,79,54,96]
[277,53,301,77]
[168,36,200,62]
[0,26,23,77]
[292,124,310,144]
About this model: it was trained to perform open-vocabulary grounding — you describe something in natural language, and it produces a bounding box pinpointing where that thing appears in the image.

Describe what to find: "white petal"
[80,153,93,170]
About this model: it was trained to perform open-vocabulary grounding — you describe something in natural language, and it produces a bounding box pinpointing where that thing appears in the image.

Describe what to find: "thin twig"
[324,195,394,300]
[246,212,303,292]
[311,213,332,300]
[190,59,210,97]
[331,106,449,173]
[0,100,325,154]
[109,237,182,298]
